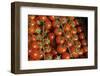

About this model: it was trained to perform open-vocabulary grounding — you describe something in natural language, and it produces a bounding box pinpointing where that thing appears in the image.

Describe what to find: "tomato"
[71,28,77,34]
[32,35,37,42]
[56,36,65,45]
[67,40,73,47]
[30,50,43,60]
[45,20,52,30]
[72,35,78,41]
[70,46,76,52]
[40,16,47,21]
[65,32,72,39]
[79,32,85,40]
[57,45,67,54]
[48,33,55,41]
[81,39,87,46]
[44,53,53,60]
[78,48,84,56]
[28,15,36,23]
[32,42,39,50]
[54,28,62,36]
[61,52,70,59]
[49,16,55,21]
[28,26,35,34]
[52,20,60,28]
[75,41,81,48]
[77,26,83,33]
[50,49,57,56]
[83,46,88,53]
[73,19,79,26]
[64,24,71,32]
[72,52,79,58]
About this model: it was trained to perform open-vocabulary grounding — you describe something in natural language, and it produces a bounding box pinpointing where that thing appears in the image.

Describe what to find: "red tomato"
[40,16,47,21]
[49,16,55,21]
[64,24,71,32]
[30,50,43,60]
[50,49,57,56]
[52,20,60,28]
[45,20,52,30]
[57,45,67,54]
[79,32,85,40]
[48,33,55,41]
[70,46,76,52]
[72,52,79,58]
[72,35,78,41]
[65,32,72,39]
[32,42,39,50]
[54,28,62,36]
[77,26,83,33]
[61,52,70,59]
[56,36,65,45]
[78,48,84,56]
[81,39,87,46]
[67,40,73,47]
[75,41,81,48]
[83,46,88,53]
[71,28,77,34]
[28,26,35,34]
[32,35,37,42]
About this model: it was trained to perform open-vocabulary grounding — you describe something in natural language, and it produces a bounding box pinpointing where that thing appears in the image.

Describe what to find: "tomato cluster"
[28,15,88,60]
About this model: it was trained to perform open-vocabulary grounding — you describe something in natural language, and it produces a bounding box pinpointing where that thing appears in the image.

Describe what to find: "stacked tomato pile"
[28,15,88,60]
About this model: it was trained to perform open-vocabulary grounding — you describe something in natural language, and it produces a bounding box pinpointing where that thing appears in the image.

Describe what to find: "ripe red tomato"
[52,20,60,28]
[83,46,88,53]
[70,46,76,52]
[30,50,43,60]
[28,26,35,34]
[32,35,37,42]
[57,45,67,54]
[61,52,70,59]
[54,28,62,36]
[40,16,47,21]
[72,35,78,41]
[49,16,55,21]
[78,48,84,56]
[48,33,55,41]
[56,36,65,45]
[50,49,57,56]
[71,28,77,34]
[65,32,72,39]
[79,32,85,40]
[81,39,87,46]
[45,20,52,30]
[67,40,73,47]
[77,26,83,33]
[64,24,71,32]
[72,52,79,58]
[32,42,39,50]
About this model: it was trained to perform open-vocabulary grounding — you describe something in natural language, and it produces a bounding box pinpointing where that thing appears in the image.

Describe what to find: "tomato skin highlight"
[56,36,65,45]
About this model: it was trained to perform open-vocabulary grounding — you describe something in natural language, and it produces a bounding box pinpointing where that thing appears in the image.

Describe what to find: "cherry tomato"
[72,52,79,58]
[71,28,77,34]
[56,36,65,45]
[28,26,35,34]
[50,49,57,56]
[83,46,88,53]
[54,28,62,36]
[67,40,73,47]
[45,20,52,30]
[75,41,81,48]
[48,33,55,41]
[32,35,37,42]
[52,20,60,28]
[40,16,47,21]
[65,32,72,39]
[81,39,87,46]
[78,48,84,56]
[61,52,70,59]
[79,32,85,40]
[32,42,39,50]
[57,45,67,54]
[72,35,78,41]
[30,50,44,60]
[77,26,83,33]
[64,24,71,32]
[49,16,55,21]
[70,46,76,52]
